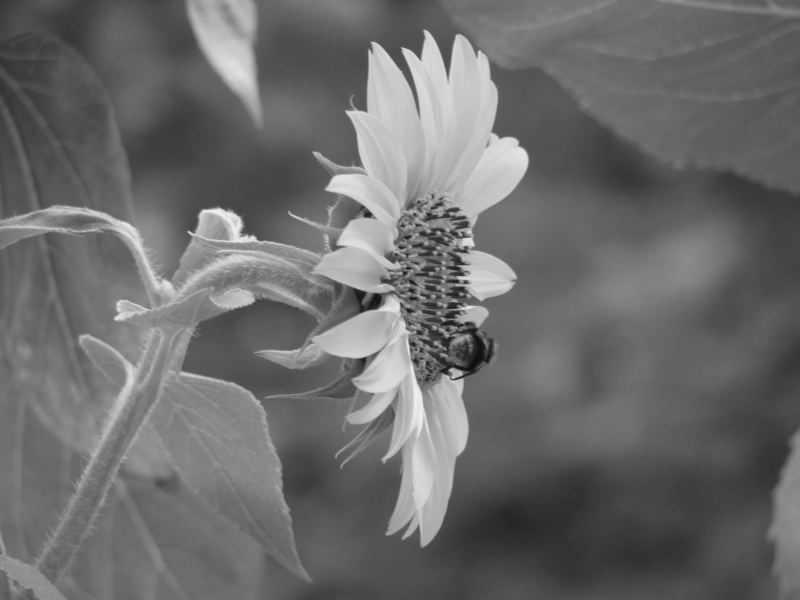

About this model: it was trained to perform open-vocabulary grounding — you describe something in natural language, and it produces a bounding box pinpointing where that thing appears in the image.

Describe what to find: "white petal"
[444,53,498,195]
[460,138,529,218]
[326,173,400,226]
[403,49,443,193]
[431,378,469,456]
[388,444,416,534]
[438,35,486,193]
[418,469,452,546]
[314,247,392,293]
[337,217,396,269]
[465,250,516,300]
[384,372,424,460]
[352,334,411,393]
[346,388,397,425]
[312,309,398,358]
[347,110,407,203]
[411,424,437,510]
[414,393,457,546]
[368,43,425,196]
[421,31,449,108]
[458,305,489,327]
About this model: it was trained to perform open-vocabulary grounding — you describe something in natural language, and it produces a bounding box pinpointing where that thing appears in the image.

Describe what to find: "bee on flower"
[270,32,528,546]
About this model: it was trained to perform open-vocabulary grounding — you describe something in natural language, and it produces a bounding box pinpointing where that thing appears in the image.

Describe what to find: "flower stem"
[34,329,179,583]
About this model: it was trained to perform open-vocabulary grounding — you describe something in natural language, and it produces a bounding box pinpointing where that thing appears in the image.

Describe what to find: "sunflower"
[312,32,528,545]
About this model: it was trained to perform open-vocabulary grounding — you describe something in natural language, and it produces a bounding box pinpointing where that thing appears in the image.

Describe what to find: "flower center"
[387,193,474,386]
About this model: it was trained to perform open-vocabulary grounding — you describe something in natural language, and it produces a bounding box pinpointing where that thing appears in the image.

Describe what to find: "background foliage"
[2,0,799,598]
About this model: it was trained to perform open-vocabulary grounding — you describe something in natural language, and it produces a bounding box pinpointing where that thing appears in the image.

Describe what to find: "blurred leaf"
[156,373,309,580]
[186,0,263,126]
[439,0,800,194]
[0,557,66,600]
[772,430,800,599]
[0,33,158,473]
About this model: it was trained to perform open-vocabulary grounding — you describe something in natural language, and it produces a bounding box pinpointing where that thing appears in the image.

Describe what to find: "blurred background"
[3,0,800,598]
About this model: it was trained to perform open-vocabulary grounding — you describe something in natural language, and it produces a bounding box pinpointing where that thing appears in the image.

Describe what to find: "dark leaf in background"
[0,33,143,458]
[439,0,800,194]
[0,34,266,598]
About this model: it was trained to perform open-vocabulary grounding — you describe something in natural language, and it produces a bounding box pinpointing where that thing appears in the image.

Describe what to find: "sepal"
[256,343,328,370]
[173,208,248,286]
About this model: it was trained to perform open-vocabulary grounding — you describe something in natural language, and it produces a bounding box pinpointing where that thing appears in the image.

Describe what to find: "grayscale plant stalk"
[34,328,181,583]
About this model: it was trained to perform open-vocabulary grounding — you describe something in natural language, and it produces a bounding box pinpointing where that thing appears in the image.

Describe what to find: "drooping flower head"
[311,33,528,545]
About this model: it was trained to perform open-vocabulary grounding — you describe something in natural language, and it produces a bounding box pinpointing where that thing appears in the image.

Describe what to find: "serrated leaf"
[154,373,309,580]
[186,0,263,126]
[66,480,262,600]
[0,34,156,470]
[0,556,67,600]
[0,368,263,600]
[439,0,800,194]
[77,334,308,580]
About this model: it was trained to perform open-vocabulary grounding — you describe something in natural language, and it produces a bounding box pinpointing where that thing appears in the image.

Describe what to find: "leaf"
[154,373,309,580]
[0,34,157,471]
[0,206,142,253]
[0,36,264,598]
[439,0,800,194]
[0,556,67,600]
[78,334,309,580]
[0,348,263,600]
[772,429,800,598]
[186,0,263,126]
[66,480,262,600]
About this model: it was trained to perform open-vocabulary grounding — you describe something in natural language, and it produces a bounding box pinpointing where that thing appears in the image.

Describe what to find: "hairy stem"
[34,329,179,583]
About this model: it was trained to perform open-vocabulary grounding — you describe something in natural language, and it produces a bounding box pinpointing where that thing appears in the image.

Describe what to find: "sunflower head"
[269,32,528,546]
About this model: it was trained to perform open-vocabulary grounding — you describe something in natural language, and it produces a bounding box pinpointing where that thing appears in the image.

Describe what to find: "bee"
[442,327,496,380]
